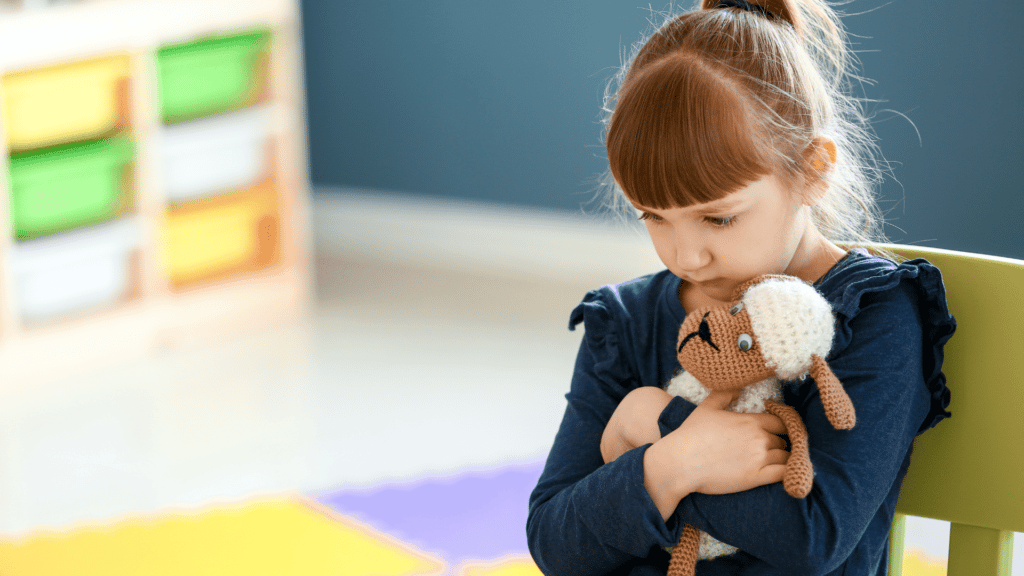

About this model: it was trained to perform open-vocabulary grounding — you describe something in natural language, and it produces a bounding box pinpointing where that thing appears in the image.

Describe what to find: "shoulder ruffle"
[569,288,612,332]
[568,288,638,395]
[822,254,957,433]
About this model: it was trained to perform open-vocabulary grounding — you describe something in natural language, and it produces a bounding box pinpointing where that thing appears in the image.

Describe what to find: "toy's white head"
[742,276,834,380]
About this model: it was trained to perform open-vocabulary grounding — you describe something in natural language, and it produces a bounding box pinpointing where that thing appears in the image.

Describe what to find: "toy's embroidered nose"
[678,312,720,353]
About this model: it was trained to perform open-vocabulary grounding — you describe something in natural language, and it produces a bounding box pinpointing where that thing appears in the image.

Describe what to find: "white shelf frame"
[0,0,314,387]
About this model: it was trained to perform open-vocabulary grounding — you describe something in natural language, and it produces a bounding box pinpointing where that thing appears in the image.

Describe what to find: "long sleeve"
[526,289,680,575]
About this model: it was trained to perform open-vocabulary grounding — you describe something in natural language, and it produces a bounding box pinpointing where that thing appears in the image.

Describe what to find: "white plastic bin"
[10,218,139,322]
[160,105,272,203]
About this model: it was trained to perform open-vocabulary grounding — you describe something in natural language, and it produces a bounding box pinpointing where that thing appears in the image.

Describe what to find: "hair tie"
[716,0,779,20]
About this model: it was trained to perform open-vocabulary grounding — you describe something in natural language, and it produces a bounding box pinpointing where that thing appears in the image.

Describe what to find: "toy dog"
[664,274,856,576]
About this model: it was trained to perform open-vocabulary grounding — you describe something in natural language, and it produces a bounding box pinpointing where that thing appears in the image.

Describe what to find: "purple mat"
[319,460,545,564]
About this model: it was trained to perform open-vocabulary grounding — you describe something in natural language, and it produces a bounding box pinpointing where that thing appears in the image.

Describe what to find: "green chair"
[870,244,1024,576]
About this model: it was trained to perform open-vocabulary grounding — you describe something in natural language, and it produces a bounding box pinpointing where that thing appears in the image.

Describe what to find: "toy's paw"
[783,459,813,498]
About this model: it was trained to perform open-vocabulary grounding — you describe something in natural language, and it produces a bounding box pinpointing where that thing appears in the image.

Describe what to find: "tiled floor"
[0,191,1017,574]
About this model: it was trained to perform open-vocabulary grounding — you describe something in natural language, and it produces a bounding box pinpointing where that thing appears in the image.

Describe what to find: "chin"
[693,280,737,303]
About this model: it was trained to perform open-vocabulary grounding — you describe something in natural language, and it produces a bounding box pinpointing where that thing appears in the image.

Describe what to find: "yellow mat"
[901,548,948,576]
[0,498,444,576]
[0,499,931,576]
[460,556,544,576]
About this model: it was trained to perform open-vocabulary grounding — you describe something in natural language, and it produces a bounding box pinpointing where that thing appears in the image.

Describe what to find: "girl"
[526,0,956,574]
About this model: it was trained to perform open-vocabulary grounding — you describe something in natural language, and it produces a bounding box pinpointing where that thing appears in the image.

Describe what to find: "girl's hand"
[601,386,673,464]
[659,391,790,494]
[642,391,790,520]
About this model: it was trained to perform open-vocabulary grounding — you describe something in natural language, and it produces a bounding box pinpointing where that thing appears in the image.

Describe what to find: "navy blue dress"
[527,249,956,575]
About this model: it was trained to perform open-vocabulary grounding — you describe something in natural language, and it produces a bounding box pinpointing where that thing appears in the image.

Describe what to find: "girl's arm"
[525,312,789,574]
[602,387,790,520]
[528,284,797,575]
[526,311,681,575]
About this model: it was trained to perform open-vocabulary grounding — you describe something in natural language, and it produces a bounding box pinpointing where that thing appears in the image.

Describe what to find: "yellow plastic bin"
[3,55,130,151]
[162,182,280,288]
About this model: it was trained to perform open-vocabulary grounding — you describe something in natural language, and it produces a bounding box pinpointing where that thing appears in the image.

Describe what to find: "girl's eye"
[705,215,738,228]
[638,212,664,223]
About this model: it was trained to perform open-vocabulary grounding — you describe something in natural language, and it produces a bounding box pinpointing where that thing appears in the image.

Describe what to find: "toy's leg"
[667,524,701,576]
[764,400,813,498]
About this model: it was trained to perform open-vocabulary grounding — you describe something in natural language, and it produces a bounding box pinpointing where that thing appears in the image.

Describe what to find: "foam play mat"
[0,459,947,575]
[0,461,546,576]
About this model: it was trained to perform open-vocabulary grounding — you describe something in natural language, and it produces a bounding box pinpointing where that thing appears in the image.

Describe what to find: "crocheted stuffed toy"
[664,274,856,576]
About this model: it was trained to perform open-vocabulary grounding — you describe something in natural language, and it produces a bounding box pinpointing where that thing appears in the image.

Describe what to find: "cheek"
[646,225,676,263]
[716,232,765,271]
[728,215,798,271]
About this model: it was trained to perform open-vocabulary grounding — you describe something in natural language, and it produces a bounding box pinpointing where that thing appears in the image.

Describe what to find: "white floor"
[0,189,660,537]
[0,189,1016,570]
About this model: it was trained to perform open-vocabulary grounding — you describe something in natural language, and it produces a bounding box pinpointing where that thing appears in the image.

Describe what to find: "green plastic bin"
[156,30,271,124]
[8,138,134,239]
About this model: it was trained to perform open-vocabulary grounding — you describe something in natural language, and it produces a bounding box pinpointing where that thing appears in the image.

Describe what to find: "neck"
[785,222,846,285]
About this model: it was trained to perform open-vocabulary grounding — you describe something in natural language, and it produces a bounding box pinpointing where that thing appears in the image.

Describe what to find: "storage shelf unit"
[0,0,313,386]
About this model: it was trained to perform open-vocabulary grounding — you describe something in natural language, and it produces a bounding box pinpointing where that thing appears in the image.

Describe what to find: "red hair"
[606,0,851,211]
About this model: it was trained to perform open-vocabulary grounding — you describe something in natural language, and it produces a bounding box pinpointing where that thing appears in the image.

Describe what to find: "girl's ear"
[801,137,837,206]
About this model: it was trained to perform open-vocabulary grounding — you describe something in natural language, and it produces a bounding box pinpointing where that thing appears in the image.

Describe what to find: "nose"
[674,230,709,273]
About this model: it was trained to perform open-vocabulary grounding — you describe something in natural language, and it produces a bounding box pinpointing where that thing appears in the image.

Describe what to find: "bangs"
[606,53,774,209]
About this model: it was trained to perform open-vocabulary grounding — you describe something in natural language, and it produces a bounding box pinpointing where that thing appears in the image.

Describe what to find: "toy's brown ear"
[810,355,856,430]
[729,273,800,302]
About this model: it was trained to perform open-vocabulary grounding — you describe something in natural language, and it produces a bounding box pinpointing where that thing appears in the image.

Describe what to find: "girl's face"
[632,174,829,305]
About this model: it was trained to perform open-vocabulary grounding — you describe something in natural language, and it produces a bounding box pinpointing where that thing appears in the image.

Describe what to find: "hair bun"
[703,0,801,32]
[714,0,778,20]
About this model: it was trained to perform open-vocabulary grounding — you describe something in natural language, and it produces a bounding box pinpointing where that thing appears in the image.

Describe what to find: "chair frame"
[860,244,1024,576]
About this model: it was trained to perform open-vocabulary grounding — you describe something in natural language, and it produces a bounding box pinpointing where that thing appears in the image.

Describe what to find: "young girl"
[526,0,956,574]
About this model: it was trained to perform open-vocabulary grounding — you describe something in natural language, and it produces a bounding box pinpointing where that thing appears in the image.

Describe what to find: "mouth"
[681,275,726,290]
[678,311,720,353]
[695,277,727,288]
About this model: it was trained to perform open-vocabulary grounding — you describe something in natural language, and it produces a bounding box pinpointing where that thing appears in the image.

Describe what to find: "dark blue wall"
[300,1,1024,259]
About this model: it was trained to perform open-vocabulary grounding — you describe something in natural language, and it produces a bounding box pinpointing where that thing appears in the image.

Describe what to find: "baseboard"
[311,187,665,286]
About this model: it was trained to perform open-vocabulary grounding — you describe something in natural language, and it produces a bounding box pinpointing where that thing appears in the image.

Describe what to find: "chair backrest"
[869,244,1024,576]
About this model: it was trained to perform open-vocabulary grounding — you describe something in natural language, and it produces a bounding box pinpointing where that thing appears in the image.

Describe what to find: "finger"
[700,390,737,410]
[766,435,788,451]
[765,448,790,466]
[757,463,788,485]
[751,413,788,436]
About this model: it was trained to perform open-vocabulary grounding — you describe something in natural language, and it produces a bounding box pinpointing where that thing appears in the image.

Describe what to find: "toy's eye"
[737,334,753,351]
[729,302,743,315]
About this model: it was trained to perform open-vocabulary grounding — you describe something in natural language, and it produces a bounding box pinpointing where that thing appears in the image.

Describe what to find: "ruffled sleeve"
[568,289,611,332]
[568,290,637,398]
[528,286,679,575]
[823,255,957,433]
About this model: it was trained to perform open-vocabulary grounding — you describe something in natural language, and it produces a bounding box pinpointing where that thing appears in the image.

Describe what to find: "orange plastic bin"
[162,182,280,288]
